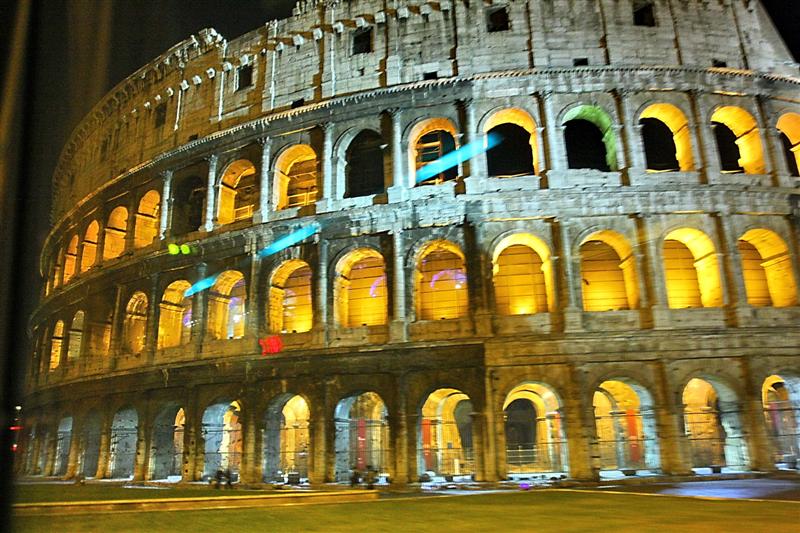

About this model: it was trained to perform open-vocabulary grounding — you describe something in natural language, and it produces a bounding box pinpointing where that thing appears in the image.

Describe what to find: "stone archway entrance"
[201,400,242,480]
[334,392,389,482]
[762,375,800,469]
[417,388,475,481]
[149,405,184,481]
[54,416,73,476]
[79,411,102,478]
[109,408,138,479]
[263,394,310,483]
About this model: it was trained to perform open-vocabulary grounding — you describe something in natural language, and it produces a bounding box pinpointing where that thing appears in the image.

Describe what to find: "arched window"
[158,280,193,349]
[738,229,798,308]
[492,234,554,316]
[63,235,79,283]
[710,107,765,175]
[334,249,387,327]
[103,207,128,260]
[777,113,800,177]
[345,130,385,197]
[134,190,160,248]
[274,145,318,210]
[66,311,85,360]
[81,221,99,272]
[269,261,313,334]
[416,241,468,320]
[50,320,65,371]
[663,228,722,309]
[484,108,539,178]
[639,103,693,171]
[218,159,257,225]
[171,176,205,236]
[580,231,639,311]
[207,271,246,340]
[409,118,460,186]
[123,292,148,353]
[562,105,617,171]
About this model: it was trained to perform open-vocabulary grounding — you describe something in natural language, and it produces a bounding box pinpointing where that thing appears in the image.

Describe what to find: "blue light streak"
[185,273,220,297]
[415,132,503,183]
[258,222,321,258]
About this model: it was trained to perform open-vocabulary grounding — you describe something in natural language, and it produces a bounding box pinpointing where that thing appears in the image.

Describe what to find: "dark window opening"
[352,27,373,55]
[712,59,728,68]
[345,130,385,197]
[633,1,656,27]
[236,65,253,91]
[573,58,589,66]
[188,134,199,142]
[564,119,610,171]
[504,399,537,450]
[486,6,510,32]
[154,103,167,128]
[486,123,535,178]
[640,118,679,171]
[423,71,438,80]
[171,176,205,236]
[712,121,744,173]
[291,98,305,109]
[780,132,800,177]
[416,130,458,185]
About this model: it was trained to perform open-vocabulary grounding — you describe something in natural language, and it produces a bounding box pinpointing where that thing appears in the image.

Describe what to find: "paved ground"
[591,478,800,501]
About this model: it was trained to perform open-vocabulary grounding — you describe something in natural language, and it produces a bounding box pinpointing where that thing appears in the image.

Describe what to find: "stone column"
[203,154,219,232]
[387,108,408,202]
[158,170,173,240]
[390,226,407,341]
[315,238,329,344]
[620,90,646,171]
[145,274,161,363]
[470,412,487,482]
[391,378,409,486]
[308,404,328,485]
[133,406,151,481]
[690,91,719,181]
[740,356,776,472]
[123,198,137,252]
[717,215,752,325]
[182,392,200,481]
[542,91,567,170]
[558,220,583,331]
[95,212,107,265]
[94,415,112,479]
[43,429,58,476]
[193,262,209,355]
[464,98,487,180]
[320,122,334,204]
[109,285,125,367]
[256,137,272,223]
[65,417,82,479]
[640,215,671,328]
[752,96,775,178]
[239,406,261,484]
[246,246,262,340]
[653,361,693,475]
[563,363,598,480]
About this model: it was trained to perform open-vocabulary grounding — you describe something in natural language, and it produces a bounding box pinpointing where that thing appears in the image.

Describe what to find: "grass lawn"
[12,489,799,533]
[13,484,277,503]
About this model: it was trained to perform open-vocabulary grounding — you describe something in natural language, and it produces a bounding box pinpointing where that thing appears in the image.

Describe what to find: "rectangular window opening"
[291,98,305,109]
[236,65,254,91]
[423,71,438,80]
[712,59,728,68]
[352,27,373,55]
[633,2,656,27]
[154,103,167,128]
[485,6,510,32]
[573,58,589,66]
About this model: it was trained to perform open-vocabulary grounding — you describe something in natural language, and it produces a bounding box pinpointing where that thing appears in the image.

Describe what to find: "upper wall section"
[51,0,797,220]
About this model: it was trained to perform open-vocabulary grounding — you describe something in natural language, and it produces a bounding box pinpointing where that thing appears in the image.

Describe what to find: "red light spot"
[259,336,283,355]
[9,426,22,431]
[11,444,17,452]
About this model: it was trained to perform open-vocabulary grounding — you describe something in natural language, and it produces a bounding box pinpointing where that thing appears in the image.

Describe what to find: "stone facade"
[21,1,800,485]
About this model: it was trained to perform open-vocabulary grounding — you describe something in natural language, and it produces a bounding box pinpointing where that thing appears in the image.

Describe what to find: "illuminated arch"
[663,228,722,309]
[263,394,311,482]
[492,233,554,315]
[49,320,65,371]
[738,229,798,308]
[201,400,243,478]
[334,248,387,327]
[208,270,246,340]
[149,405,185,480]
[407,117,460,186]
[761,374,800,468]
[269,260,313,334]
[63,235,79,283]
[122,291,148,353]
[418,388,475,478]
[158,280,193,349]
[104,206,128,260]
[710,106,765,175]
[274,145,318,210]
[639,103,694,171]
[333,392,389,480]
[218,159,257,225]
[66,310,85,360]
[134,190,160,248]
[415,240,468,320]
[483,107,539,176]
[579,230,639,311]
[561,104,618,171]
[80,221,100,272]
[776,113,800,177]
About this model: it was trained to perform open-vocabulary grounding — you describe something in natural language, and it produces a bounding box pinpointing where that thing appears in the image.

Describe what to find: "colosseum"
[18,0,800,487]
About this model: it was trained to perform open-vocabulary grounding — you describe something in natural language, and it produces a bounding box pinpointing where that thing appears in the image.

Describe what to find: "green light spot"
[180,244,191,255]
[168,244,180,255]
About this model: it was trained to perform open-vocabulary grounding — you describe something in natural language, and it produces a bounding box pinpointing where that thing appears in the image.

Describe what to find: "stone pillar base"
[387,185,408,203]
[734,305,754,327]
[473,311,493,337]
[563,308,583,333]
[389,320,408,343]
[463,176,485,195]
[652,306,672,330]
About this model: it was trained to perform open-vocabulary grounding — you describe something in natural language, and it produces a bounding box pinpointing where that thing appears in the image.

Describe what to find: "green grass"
[13,484,275,503]
[12,489,799,533]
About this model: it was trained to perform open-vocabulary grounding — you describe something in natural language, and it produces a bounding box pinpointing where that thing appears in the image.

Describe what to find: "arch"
[562,105,617,171]
[269,260,313,334]
[639,103,693,171]
[663,228,722,308]
[710,106,765,175]
[682,377,749,472]
[502,382,568,475]
[109,407,139,479]
[417,388,475,480]
[81,221,100,272]
[334,248,388,327]
[415,240,468,320]
[484,107,539,177]
[738,229,798,308]
[122,291,148,353]
[134,190,160,248]
[593,379,660,474]
[149,404,185,480]
[158,280,193,349]
[580,230,639,311]
[53,416,73,476]
[334,392,389,482]
[66,310,85,360]
[761,374,800,468]
[345,129,385,197]
[171,175,205,236]
[207,270,246,340]
[263,394,310,483]
[492,233,554,315]
[104,206,128,260]
[202,400,242,479]
[408,117,459,186]
[218,159,257,225]
[63,235,78,283]
[79,410,102,478]
[274,144,318,210]
[777,113,800,177]
[49,320,64,371]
